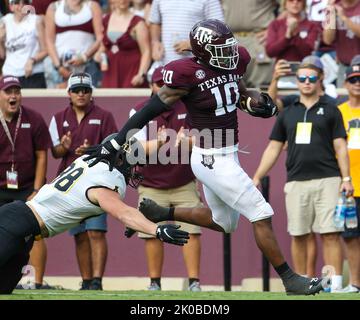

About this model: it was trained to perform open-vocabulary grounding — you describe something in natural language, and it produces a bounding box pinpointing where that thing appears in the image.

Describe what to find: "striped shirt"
[149,0,224,65]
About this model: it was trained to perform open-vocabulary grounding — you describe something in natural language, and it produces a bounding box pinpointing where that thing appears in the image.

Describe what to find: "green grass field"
[1,290,360,300]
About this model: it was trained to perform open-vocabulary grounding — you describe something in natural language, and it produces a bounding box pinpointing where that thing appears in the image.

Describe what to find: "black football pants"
[0,201,40,294]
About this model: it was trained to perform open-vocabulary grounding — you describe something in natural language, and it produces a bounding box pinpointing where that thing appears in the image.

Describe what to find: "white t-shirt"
[149,0,224,64]
[28,156,126,237]
[2,13,44,77]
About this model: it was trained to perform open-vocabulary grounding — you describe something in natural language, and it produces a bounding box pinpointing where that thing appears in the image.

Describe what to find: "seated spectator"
[0,0,47,88]
[323,0,360,87]
[44,0,103,88]
[97,0,151,88]
[266,0,320,62]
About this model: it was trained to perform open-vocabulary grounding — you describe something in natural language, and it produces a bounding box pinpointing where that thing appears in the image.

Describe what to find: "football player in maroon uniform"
[85,19,326,295]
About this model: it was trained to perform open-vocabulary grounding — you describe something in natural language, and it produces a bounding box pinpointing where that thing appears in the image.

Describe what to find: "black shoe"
[80,281,91,290]
[283,274,325,296]
[89,279,103,290]
[139,198,170,222]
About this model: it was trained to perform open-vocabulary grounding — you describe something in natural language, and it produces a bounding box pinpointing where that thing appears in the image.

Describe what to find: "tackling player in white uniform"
[0,135,189,294]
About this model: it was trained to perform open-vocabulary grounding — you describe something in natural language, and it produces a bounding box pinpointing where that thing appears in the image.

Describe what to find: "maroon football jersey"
[162,46,251,148]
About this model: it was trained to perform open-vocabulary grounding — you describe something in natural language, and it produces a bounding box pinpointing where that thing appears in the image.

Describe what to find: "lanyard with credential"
[295,107,312,144]
[0,107,22,171]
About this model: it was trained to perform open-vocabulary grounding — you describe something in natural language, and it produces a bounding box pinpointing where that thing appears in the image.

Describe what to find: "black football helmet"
[101,134,145,188]
[189,19,239,70]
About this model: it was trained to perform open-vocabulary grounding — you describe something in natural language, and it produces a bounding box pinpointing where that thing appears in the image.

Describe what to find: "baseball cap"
[67,73,93,91]
[299,55,324,73]
[345,64,360,80]
[0,75,21,90]
[351,54,360,66]
[151,67,164,86]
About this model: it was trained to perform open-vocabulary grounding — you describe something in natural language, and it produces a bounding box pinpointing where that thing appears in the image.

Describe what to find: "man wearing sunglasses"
[48,73,117,290]
[253,59,354,293]
[337,63,360,293]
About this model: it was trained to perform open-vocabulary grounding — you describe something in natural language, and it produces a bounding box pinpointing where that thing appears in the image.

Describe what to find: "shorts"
[342,197,360,239]
[137,181,202,239]
[68,213,107,236]
[191,146,273,233]
[284,177,342,236]
[0,201,40,294]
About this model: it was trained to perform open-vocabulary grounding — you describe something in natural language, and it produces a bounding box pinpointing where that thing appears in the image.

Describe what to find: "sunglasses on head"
[70,87,92,94]
[297,75,319,83]
[347,76,360,84]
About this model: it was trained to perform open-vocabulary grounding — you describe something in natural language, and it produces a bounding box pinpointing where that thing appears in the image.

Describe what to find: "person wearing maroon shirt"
[86,19,327,295]
[130,67,202,292]
[49,72,117,290]
[323,0,360,87]
[266,0,320,62]
[0,75,52,289]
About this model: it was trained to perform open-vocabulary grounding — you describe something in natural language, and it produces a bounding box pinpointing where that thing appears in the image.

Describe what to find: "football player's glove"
[83,139,121,171]
[240,92,278,118]
[156,224,189,246]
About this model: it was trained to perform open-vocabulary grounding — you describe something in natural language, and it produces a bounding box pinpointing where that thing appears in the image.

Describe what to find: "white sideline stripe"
[19,88,349,98]
[21,89,151,97]
[14,292,174,297]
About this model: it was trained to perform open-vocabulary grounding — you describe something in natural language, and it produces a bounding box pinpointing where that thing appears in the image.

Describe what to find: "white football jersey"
[28,156,127,237]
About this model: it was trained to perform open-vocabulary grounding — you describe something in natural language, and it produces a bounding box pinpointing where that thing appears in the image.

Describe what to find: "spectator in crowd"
[98,0,151,88]
[266,0,320,62]
[44,0,103,88]
[222,0,277,88]
[129,67,202,292]
[49,73,117,290]
[306,0,336,57]
[337,63,360,293]
[323,0,360,87]
[149,0,224,66]
[0,0,47,88]
[131,0,151,23]
[268,55,337,277]
[0,75,52,289]
[253,59,353,292]
[269,55,337,112]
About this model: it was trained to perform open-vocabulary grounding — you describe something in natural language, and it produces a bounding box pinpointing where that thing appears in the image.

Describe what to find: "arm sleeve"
[129,108,148,141]
[34,114,52,150]
[101,112,118,140]
[48,115,60,146]
[269,113,287,142]
[113,94,171,146]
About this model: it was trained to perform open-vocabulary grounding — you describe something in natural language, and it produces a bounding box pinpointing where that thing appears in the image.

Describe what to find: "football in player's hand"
[240,89,262,110]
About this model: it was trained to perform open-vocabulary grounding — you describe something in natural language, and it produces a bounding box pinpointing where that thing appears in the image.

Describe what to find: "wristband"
[342,176,352,182]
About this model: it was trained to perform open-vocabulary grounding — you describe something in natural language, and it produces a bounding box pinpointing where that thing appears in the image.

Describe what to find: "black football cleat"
[283,274,326,296]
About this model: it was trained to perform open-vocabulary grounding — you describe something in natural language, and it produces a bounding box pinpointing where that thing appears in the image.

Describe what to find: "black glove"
[156,224,189,246]
[242,92,278,118]
[125,227,136,238]
[83,140,120,171]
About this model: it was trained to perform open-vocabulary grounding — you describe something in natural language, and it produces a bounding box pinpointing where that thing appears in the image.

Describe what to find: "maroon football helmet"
[189,19,239,70]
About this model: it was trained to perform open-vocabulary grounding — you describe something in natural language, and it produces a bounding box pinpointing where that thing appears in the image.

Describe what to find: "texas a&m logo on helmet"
[190,19,239,70]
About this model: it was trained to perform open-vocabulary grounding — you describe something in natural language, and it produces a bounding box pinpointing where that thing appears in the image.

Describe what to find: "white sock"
[301,274,308,278]
[331,275,343,290]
